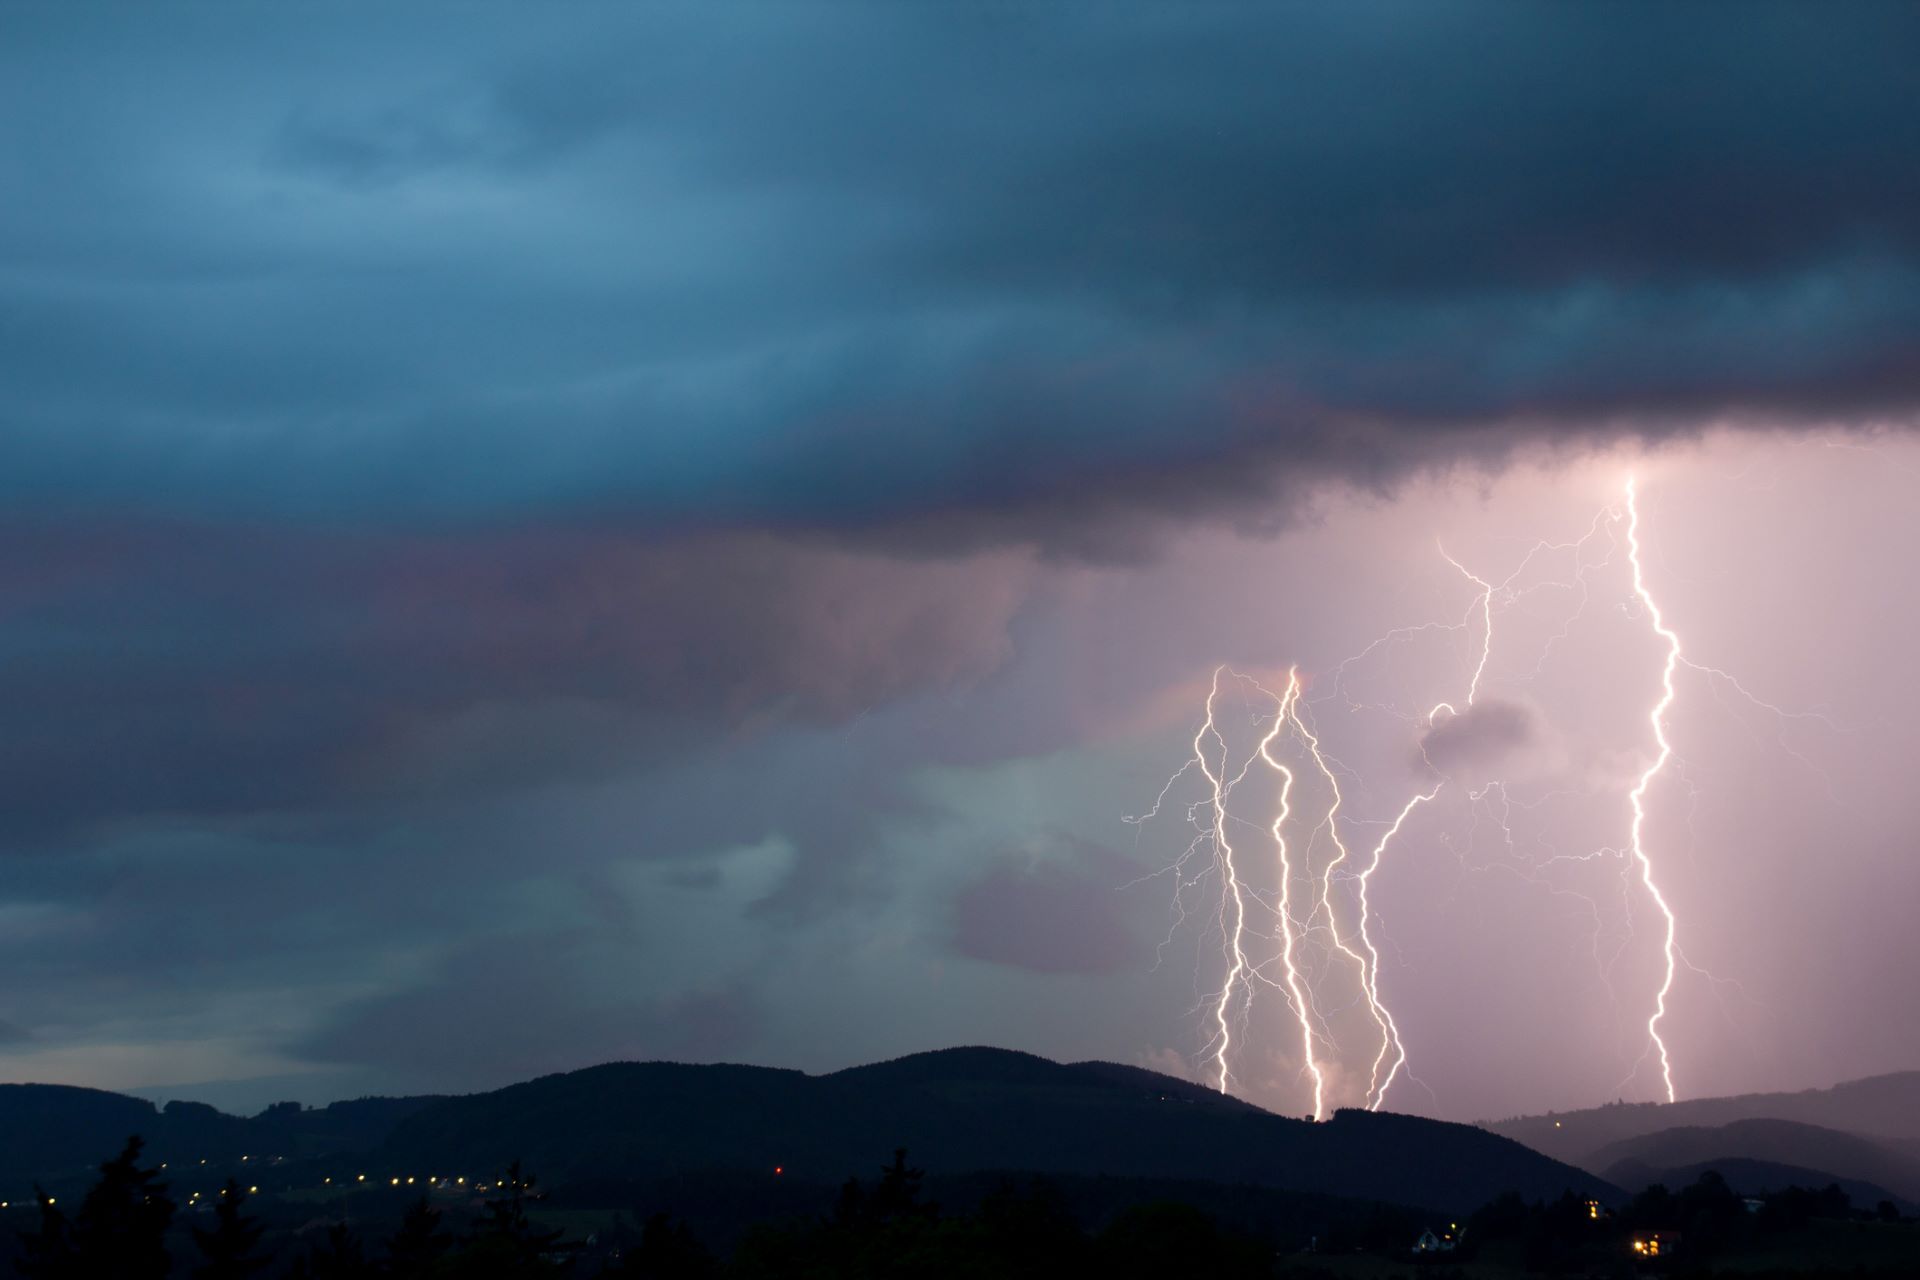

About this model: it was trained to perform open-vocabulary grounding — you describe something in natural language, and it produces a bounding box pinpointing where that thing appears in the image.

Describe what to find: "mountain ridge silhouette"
[2,1046,1605,1214]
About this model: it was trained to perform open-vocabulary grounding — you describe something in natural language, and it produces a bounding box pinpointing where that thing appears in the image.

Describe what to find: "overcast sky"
[3,3,1918,1120]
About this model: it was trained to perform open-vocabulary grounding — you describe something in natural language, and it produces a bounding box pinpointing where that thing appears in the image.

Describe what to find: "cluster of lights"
[0,1161,517,1215]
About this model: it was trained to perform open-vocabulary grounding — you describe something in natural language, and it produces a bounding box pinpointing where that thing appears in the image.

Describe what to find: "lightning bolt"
[1131,472,1796,1116]
[1286,691,1424,1114]
[1357,788,1438,1109]
[1624,476,1684,1103]
[1349,542,1497,1110]
[1255,669,1328,1119]
[1194,667,1255,1094]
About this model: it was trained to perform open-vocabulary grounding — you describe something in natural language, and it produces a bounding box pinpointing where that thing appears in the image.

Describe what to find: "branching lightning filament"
[1130,475,1797,1118]
[1623,477,1684,1103]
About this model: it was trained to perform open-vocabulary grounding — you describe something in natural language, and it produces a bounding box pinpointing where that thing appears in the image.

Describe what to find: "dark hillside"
[0,1083,442,1190]
[1486,1071,1920,1167]
[375,1046,1610,1213]
[1604,1154,1914,1214]
[1591,1118,1920,1202]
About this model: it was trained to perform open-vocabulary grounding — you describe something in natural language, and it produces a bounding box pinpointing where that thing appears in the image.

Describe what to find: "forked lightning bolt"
[1624,477,1684,1103]
[1194,668,1254,1094]
[1133,473,1798,1115]
[1256,670,1328,1119]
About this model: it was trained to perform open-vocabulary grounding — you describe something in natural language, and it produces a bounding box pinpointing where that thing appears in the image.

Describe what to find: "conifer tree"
[190,1180,268,1279]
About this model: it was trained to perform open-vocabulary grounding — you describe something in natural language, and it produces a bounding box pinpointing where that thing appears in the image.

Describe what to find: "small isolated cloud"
[950,841,1143,976]
[0,1019,30,1045]
[1416,698,1540,778]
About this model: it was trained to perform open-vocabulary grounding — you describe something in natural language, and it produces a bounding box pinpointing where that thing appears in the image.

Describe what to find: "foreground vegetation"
[7,1137,1917,1277]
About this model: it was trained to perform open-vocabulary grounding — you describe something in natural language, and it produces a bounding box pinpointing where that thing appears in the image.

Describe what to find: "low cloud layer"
[0,524,1032,846]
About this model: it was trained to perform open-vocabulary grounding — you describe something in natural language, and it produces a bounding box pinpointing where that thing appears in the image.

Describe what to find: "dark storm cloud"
[1,6,1917,546]
[1416,698,1540,777]
[0,522,1029,845]
[7,6,1920,1115]
[950,840,1145,976]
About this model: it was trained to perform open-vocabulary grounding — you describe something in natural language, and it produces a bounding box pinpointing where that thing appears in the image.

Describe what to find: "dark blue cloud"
[0,5,1916,543]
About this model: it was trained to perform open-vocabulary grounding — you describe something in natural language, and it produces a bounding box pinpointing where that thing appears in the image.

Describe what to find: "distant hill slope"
[1605,1156,1914,1215]
[1484,1071,1920,1169]
[0,1083,441,1186]
[3,1048,1608,1213]
[375,1046,1612,1213]
[1590,1118,1920,1203]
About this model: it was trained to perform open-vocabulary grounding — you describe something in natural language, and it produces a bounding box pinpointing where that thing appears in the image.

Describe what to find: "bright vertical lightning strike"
[1287,696,1400,1114]
[1136,477,1726,1114]
[1357,788,1438,1108]
[1194,668,1254,1094]
[1256,670,1328,1119]
[1624,476,1684,1103]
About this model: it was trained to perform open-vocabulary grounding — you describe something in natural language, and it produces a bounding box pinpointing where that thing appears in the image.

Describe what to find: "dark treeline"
[7,1140,1287,1279]
[1450,1170,1908,1276]
[11,1138,565,1280]
[9,1136,1917,1278]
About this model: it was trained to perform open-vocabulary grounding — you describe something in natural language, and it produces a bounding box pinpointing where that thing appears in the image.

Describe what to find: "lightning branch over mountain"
[1131,476,1816,1116]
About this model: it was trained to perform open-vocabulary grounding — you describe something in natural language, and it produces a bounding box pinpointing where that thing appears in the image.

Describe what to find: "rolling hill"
[1603,1155,1913,1214]
[373,1046,1613,1213]
[1,1048,1610,1216]
[0,1082,441,1189]
[1483,1071,1920,1169]
[1591,1118,1920,1203]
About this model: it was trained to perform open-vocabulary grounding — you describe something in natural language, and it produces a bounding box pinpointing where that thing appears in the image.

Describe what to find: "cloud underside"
[1,6,1916,547]
[0,527,1032,845]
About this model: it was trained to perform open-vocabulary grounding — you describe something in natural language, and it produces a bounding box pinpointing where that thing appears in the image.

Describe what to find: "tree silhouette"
[1094,1202,1266,1280]
[13,1188,77,1279]
[190,1180,268,1279]
[16,1135,174,1279]
[869,1149,935,1225]
[302,1222,372,1280]
[385,1196,452,1279]
[441,1160,563,1277]
[606,1213,717,1279]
